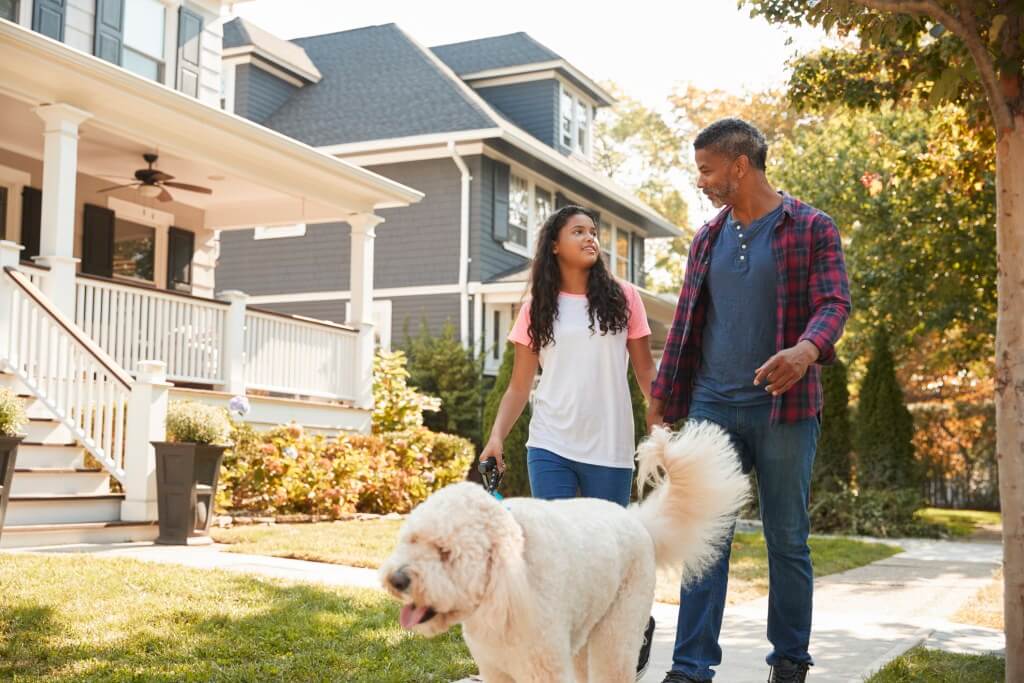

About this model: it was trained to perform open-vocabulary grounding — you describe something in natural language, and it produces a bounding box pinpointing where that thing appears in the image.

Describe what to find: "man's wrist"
[797,339,820,363]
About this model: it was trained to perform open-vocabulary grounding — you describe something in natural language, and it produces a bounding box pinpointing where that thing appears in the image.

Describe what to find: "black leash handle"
[478,457,503,496]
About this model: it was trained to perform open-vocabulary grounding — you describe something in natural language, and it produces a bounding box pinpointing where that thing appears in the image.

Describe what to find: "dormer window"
[559,83,592,157]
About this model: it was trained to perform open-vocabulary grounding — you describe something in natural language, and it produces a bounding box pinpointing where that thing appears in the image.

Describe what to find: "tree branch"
[852,0,1015,132]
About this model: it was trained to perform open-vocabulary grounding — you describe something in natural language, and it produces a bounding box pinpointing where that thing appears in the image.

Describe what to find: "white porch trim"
[246,283,464,305]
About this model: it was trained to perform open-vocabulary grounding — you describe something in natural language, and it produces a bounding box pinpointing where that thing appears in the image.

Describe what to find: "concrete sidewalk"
[5,537,1005,683]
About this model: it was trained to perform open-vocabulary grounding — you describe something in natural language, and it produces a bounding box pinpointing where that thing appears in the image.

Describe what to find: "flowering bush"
[216,424,473,517]
[0,388,27,437]
[165,400,232,445]
[372,350,441,433]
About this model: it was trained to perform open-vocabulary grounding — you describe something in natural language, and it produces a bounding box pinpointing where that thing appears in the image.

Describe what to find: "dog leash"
[478,457,504,500]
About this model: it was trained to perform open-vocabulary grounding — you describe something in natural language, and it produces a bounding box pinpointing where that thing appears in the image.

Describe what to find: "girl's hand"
[479,438,506,473]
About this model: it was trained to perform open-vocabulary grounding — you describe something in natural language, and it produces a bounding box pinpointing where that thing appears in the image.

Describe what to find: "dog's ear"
[473,514,531,638]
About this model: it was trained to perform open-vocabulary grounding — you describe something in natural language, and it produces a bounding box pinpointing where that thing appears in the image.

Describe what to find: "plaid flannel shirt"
[652,193,852,425]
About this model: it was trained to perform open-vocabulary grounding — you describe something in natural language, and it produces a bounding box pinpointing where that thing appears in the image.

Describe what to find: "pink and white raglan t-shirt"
[508,281,651,470]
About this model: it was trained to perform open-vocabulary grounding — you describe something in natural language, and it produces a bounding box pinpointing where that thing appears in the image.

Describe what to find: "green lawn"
[865,647,1004,682]
[914,508,1002,538]
[0,553,474,682]
[212,521,901,606]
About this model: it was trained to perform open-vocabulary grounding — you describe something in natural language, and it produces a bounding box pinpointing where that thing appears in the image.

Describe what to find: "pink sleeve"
[624,283,651,339]
[507,300,532,346]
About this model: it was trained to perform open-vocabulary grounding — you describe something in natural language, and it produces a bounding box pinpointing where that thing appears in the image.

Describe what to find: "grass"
[0,553,475,682]
[915,508,1002,539]
[865,647,1004,682]
[952,567,1004,630]
[212,521,901,606]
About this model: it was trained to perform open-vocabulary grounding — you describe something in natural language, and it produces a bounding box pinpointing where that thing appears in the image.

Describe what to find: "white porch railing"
[75,275,228,386]
[244,308,358,402]
[21,261,48,289]
[2,267,130,484]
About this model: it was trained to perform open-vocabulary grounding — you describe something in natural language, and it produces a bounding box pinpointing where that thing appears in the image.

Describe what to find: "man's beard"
[703,180,737,208]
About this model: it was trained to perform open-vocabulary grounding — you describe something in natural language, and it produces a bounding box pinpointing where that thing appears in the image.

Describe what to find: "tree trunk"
[996,116,1024,683]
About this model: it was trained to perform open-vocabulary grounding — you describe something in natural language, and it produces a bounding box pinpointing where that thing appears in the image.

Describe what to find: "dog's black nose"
[389,568,411,592]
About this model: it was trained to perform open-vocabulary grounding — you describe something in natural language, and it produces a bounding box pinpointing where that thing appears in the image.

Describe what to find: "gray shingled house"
[215,20,681,374]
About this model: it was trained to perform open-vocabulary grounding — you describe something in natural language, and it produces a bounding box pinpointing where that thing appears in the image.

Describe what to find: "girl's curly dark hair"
[526,205,629,353]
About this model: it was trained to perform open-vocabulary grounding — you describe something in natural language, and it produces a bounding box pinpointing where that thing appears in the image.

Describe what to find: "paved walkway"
[5,537,1005,683]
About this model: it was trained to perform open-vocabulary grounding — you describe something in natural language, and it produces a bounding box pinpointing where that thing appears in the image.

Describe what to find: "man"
[648,119,851,683]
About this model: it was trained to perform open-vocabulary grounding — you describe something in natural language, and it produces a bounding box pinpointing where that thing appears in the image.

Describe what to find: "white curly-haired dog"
[379,422,749,682]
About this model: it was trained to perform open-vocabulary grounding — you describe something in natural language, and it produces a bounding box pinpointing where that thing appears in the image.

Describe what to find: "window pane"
[631,235,644,284]
[534,187,552,232]
[576,98,588,152]
[508,174,529,246]
[123,48,160,81]
[616,231,630,279]
[599,220,612,265]
[561,89,574,147]
[124,0,165,59]
[113,218,155,282]
[0,0,17,21]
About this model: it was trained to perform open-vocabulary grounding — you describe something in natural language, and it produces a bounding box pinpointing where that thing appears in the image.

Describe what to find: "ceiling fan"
[98,153,213,202]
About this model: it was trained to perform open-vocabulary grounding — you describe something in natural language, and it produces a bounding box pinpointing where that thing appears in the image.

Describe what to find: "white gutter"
[448,141,473,348]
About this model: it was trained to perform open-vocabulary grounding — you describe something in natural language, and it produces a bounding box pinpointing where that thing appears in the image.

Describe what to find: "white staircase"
[0,372,157,548]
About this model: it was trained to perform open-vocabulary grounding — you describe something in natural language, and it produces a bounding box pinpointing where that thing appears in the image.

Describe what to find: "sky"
[232,0,830,108]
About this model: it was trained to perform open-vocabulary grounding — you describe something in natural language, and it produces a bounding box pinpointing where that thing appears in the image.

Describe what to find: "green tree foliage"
[481,342,532,498]
[371,350,440,434]
[405,322,483,449]
[814,360,854,496]
[855,329,919,492]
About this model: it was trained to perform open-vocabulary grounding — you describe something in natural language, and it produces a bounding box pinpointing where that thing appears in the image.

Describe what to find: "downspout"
[448,141,472,349]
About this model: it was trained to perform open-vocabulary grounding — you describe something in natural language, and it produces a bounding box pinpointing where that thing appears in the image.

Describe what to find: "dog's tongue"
[399,604,430,630]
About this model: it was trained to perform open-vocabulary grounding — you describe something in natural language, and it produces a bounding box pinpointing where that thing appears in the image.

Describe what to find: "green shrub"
[814,359,854,496]
[855,328,920,491]
[372,350,440,434]
[0,387,27,437]
[405,321,484,449]
[217,424,473,517]
[166,400,232,445]
[482,342,532,498]
[809,482,941,538]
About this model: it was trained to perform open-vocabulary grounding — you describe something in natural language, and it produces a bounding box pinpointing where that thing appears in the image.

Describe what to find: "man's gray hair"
[694,118,768,171]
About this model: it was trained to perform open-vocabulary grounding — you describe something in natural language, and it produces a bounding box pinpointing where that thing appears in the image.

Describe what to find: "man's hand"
[646,399,667,434]
[753,340,820,396]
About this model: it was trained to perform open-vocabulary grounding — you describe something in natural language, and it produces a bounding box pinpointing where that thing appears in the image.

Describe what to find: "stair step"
[0,521,158,549]
[4,493,123,526]
[12,442,83,469]
[23,418,75,444]
[10,468,111,496]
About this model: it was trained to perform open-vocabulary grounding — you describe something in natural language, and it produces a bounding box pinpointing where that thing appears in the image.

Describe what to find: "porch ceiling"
[0,20,423,229]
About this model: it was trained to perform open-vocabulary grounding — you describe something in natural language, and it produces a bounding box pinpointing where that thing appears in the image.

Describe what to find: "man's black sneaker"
[635,616,656,680]
[768,658,810,683]
[661,672,705,683]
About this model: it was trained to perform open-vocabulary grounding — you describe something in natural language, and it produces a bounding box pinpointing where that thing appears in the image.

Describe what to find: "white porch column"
[0,241,24,363]
[218,290,249,396]
[33,103,91,316]
[347,212,384,410]
[122,360,170,522]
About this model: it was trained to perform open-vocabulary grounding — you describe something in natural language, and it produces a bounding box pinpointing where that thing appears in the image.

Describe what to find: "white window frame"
[0,163,30,247]
[483,302,515,375]
[254,223,307,240]
[502,166,557,259]
[105,197,173,287]
[121,0,169,84]
[558,81,594,158]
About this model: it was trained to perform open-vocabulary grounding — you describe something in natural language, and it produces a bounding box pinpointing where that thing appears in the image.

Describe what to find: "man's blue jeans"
[671,400,819,680]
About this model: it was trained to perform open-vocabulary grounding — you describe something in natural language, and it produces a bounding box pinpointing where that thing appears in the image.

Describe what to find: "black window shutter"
[32,0,66,41]
[20,186,42,261]
[492,161,510,242]
[0,187,7,241]
[93,0,124,65]
[82,204,115,278]
[177,7,203,98]
[167,226,194,292]
[555,192,570,210]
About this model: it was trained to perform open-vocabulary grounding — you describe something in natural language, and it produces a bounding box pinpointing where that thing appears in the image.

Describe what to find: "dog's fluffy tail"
[632,422,750,585]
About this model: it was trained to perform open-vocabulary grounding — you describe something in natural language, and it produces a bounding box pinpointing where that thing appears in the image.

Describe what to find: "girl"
[480,204,656,504]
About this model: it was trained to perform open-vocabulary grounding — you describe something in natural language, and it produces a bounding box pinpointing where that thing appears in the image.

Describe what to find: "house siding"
[65,0,95,55]
[475,80,559,149]
[233,63,298,123]
[196,7,223,108]
[216,157,464,296]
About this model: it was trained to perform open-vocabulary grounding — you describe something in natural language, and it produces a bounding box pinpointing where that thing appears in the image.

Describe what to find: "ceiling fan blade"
[150,170,175,183]
[157,187,174,202]
[98,183,140,193]
[162,181,212,195]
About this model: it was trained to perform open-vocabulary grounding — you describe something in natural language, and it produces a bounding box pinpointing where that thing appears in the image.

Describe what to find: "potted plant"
[152,400,232,545]
[0,387,27,539]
